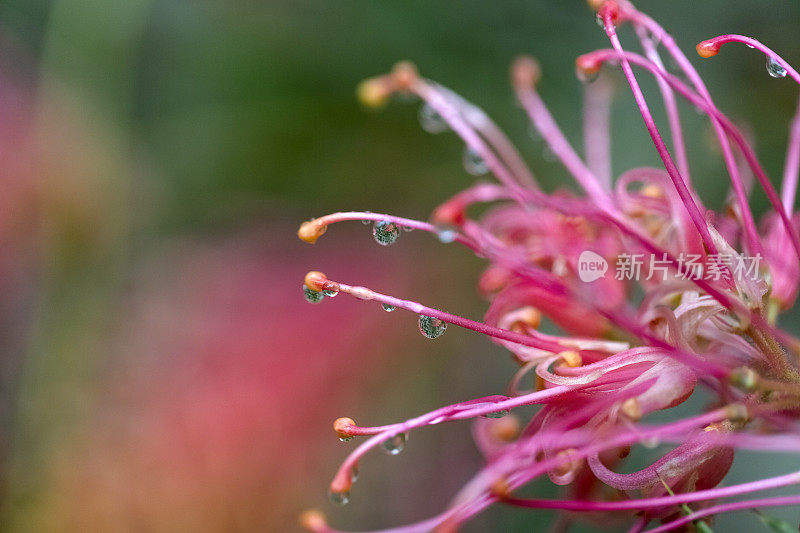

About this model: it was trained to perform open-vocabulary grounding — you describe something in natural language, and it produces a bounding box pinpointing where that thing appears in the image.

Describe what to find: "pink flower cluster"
[297,1,800,531]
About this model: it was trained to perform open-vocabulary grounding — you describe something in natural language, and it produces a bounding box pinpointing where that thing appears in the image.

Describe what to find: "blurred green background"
[0,0,797,531]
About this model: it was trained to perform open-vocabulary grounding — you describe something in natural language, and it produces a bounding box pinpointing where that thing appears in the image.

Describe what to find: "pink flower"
[299,2,800,531]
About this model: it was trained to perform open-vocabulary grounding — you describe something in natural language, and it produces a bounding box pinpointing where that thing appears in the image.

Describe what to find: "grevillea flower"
[298,1,800,531]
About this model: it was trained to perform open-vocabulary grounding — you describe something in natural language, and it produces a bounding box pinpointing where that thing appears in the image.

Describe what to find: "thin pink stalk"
[325,276,568,353]
[412,80,537,204]
[634,24,692,186]
[697,34,800,86]
[503,471,800,511]
[644,495,800,533]
[585,48,800,261]
[619,7,761,256]
[600,8,718,255]
[783,98,800,213]
[583,76,614,189]
[305,211,478,251]
[514,86,616,211]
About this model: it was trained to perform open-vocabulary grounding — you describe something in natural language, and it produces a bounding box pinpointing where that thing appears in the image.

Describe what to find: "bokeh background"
[0,0,797,531]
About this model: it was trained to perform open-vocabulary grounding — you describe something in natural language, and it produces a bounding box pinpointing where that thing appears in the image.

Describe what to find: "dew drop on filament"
[382,432,408,455]
[323,289,338,297]
[373,220,400,246]
[328,490,351,506]
[418,103,448,134]
[418,315,447,339]
[766,57,787,78]
[303,284,325,304]
[462,147,489,176]
[382,304,396,312]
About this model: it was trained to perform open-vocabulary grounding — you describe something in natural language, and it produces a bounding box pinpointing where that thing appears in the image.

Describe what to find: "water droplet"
[303,284,324,304]
[382,304,396,312]
[373,220,400,246]
[361,212,372,224]
[351,465,359,483]
[595,12,613,29]
[382,432,408,455]
[323,289,338,297]
[483,410,509,419]
[338,435,353,442]
[418,103,448,134]
[328,490,351,506]
[576,68,599,84]
[463,147,489,176]
[403,225,414,232]
[435,225,458,244]
[745,44,754,49]
[418,315,447,339]
[766,57,787,78]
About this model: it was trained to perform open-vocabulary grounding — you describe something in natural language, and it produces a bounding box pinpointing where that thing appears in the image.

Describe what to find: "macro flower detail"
[298,1,800,531]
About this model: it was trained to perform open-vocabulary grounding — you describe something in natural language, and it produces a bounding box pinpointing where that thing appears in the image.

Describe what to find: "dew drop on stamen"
[418,315,447,339]
[328,490,351,506]
[303,284,325,304]
[361,211,372,224]
[373,220,400,246]
[418,103,448,134]
[576,68,599,84]
[323,289,339,297]
[463,147,489,176]
[483,410,509,419]
[382,304,396,312]
[766,57,787,78]
[435,225,458,244]
[338,435,353,442]
[382,432,408,455]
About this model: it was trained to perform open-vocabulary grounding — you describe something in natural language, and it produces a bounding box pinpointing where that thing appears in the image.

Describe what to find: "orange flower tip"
[696,40,720,58]
[330,474,353,494]
[597,1,620,24]
[560,350,582,368]
[391,61,419,91]
[299,509,328,532]
[575,55,602,77]
[478,266,511,297]
[357,77,392,109]
[511,55,541,88]
[489,477,512,499]
[431,202,465,227]
[304,271,330,293]
[621,397,642,421]
[490,414,520,442]
[729,366,758,392]
[333,417,356,439]
[298,220,327,243]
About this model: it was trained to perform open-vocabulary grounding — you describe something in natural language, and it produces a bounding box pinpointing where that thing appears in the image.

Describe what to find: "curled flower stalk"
[297,2,800,531]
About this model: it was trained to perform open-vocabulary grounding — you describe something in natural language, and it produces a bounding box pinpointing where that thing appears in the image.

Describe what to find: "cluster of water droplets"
[373,220,401,246]
[418,314,448,339]
[766,56,787,79]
